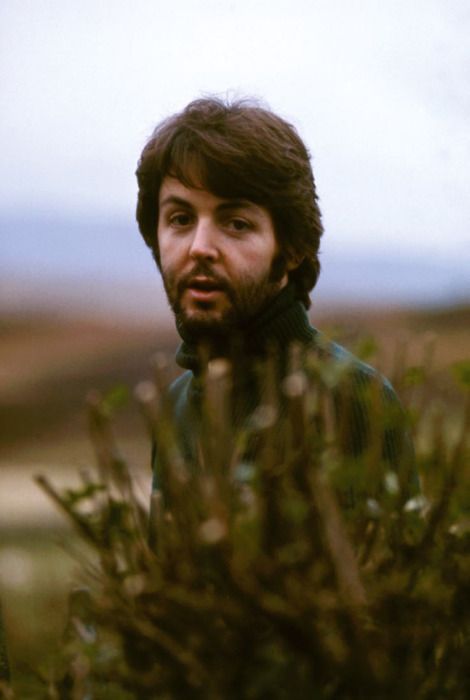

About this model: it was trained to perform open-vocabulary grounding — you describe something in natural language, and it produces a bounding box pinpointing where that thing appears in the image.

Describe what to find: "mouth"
[188,277,223,291]
[185,277,226,303]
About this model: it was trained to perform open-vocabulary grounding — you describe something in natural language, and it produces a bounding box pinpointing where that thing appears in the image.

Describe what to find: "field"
[0,302,468,690]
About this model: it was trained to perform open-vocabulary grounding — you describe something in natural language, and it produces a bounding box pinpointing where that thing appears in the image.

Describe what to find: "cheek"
[250,238,279,270]
[157,233,176,269]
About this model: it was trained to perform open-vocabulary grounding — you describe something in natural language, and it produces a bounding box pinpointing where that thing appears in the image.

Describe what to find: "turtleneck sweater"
[152,284,416,497]
[174,283,316,374]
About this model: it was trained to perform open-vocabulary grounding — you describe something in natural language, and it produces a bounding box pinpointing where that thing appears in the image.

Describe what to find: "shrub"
[11,348,469,699]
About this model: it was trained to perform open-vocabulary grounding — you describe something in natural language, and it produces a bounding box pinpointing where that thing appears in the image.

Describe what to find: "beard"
[161,255,287,341]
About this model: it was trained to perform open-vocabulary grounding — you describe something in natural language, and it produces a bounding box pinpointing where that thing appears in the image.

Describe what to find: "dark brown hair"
[136,97,323,307]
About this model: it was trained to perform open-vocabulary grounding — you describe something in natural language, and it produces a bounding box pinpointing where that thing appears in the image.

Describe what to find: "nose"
[189,219,219,262]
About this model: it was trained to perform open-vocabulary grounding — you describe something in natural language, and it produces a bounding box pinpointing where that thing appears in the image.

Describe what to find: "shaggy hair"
[136,97,323,307]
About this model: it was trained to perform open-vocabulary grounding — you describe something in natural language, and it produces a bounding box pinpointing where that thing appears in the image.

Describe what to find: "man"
[135,97,415,503]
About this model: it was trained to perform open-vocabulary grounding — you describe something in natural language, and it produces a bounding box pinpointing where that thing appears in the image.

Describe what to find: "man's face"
[157,177,288,337]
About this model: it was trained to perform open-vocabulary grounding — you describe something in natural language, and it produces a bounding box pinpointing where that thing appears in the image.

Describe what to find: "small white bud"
[384,471,400,495]
[207,358,231,380]
[404,495,429,513]
[283,372,307,398]
[366,498,382,518]
[199,517,227,544]
[134,381,156,404]
[251,404,277,429]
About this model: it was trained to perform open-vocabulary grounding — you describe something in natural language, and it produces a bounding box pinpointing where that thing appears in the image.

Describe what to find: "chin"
[177,307,236,338]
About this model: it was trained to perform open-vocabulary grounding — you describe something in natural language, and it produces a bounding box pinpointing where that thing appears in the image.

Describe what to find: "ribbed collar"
[175,284,317,373]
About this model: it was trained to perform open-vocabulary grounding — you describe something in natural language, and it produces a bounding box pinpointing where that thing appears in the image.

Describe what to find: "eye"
[226,217,251,233]
[169,212,192,228]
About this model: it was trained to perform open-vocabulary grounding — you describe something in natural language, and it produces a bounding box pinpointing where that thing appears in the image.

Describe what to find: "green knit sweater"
[152,284,416,502]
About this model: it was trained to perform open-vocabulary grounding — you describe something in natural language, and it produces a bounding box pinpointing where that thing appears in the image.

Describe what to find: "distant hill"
[1,213,468,321]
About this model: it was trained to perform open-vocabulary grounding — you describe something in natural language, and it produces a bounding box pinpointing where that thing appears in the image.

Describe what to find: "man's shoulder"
[307,328,395,396]
[307,329,416,479]
[168,370,193,397]
[165,370,195,420]
[168,332,397,402]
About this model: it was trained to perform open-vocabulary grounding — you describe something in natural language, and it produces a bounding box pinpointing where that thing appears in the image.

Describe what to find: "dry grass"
[1,302,468,462]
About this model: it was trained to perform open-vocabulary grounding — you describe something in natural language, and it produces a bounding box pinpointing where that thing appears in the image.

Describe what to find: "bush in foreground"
[6,347,469,699]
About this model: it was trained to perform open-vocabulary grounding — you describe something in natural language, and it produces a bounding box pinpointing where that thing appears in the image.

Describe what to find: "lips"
[187,277,223,291]
[184,276,226,303]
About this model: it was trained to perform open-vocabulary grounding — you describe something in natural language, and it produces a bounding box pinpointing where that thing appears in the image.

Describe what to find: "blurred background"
[1,0,469,681]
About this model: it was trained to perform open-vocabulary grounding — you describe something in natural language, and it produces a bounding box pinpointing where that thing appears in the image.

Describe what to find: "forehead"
[159,176,215,205]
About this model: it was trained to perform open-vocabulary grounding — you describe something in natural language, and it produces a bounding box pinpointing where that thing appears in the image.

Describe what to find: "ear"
[285,253,304,272]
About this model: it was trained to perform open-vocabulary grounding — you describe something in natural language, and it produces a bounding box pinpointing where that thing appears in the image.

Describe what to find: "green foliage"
[402,365,427,387]
[95,384,131,418]
[7,347,468,699]
[351,334,379,362]
[452,359,470,389]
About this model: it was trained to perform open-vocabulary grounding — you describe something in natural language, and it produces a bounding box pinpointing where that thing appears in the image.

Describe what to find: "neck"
[175,284,316,373]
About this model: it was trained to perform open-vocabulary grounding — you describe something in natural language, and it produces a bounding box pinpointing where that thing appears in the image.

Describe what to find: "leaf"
[353,335,378,361]
[99,384,130,417]
[451,359,470,388]
[403,365,426,387]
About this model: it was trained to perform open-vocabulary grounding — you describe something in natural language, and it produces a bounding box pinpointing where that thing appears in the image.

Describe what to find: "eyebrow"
[159,195,192,209]
[159,195,261,214]
[217,200,259,213]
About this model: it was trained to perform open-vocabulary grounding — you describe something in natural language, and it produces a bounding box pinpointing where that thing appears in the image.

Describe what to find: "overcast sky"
[1,0,469,270]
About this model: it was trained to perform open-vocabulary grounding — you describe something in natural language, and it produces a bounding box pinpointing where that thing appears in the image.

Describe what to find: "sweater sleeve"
[333,360,419,507]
